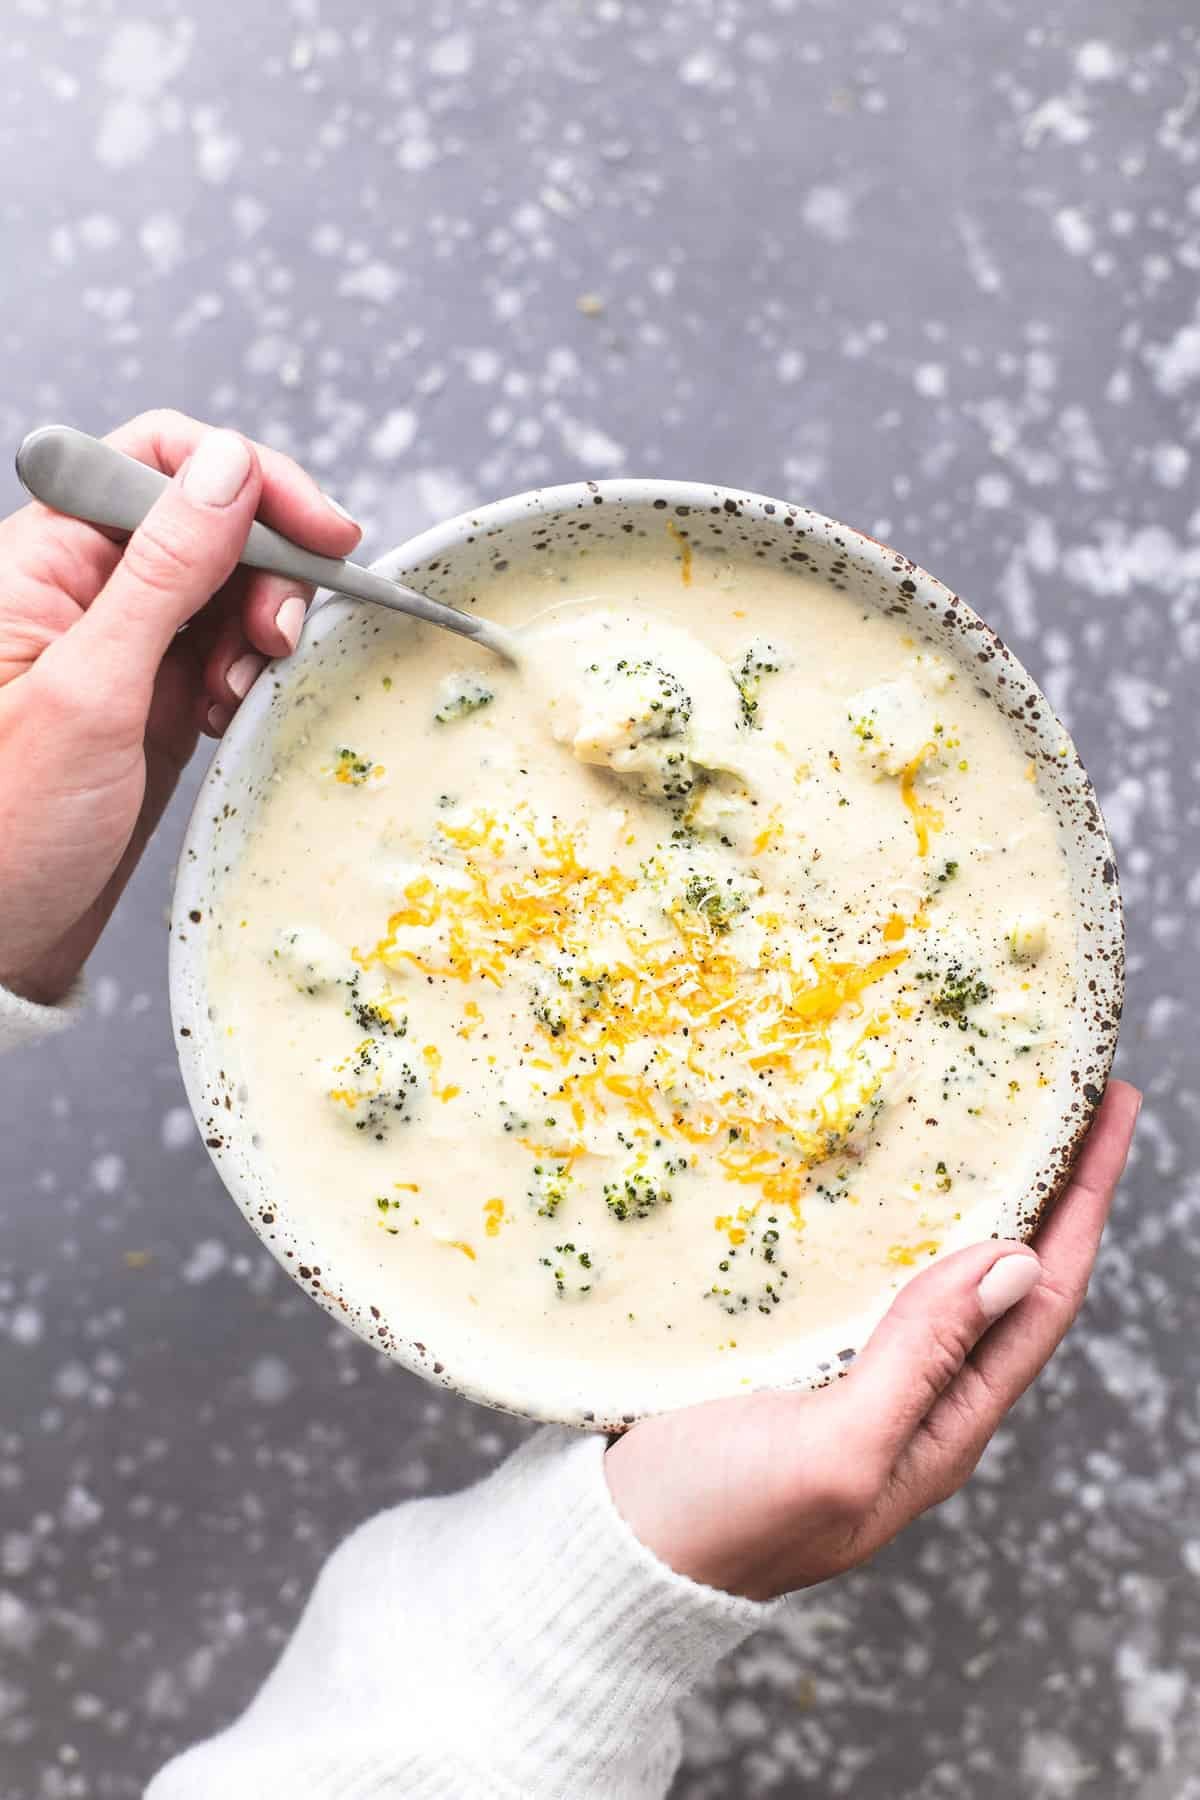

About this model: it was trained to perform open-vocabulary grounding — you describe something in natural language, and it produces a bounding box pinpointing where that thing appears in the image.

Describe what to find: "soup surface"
[209,538,1076,1403]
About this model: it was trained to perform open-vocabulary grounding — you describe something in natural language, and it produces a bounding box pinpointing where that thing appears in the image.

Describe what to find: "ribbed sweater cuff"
[451,1426,780,1784]
[150,1427,781,1799]
[0,977,86,1052]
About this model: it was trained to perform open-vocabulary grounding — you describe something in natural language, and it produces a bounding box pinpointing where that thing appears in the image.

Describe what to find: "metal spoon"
[15,424,519,663]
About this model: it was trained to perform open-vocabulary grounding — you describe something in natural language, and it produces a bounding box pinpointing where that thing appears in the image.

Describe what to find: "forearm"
[147,1428,779,1800]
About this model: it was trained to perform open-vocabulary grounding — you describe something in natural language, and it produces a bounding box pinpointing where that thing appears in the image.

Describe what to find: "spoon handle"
[14,425,514,657]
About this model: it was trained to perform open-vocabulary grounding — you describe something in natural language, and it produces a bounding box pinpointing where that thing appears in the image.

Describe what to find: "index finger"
[106,409,361,556]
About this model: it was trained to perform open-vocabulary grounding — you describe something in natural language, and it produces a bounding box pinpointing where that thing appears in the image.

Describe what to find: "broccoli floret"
[350,1075,418,1139]
[682,872,749,935]
[345,976,407,1038]
[604,1157,686,1222]
[539,1241,594,1298]
[272,926,353,994]
[530,1162,573,1219]
[328,1039,419,1140]
[705,1211,791,1314]
[928,961,991,1028]
[705,1270,790,1316]
[434,674,495,724]
[731,639,782,729]
[576,971,609,1015]
[531,995,568,1038]
[332,746,378,785]
[608,659,692,739]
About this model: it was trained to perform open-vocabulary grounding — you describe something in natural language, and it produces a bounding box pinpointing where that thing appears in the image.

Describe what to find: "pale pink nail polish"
[183,431,252,507]
[207,703,233,736]
[226,653,264,701]
[275,594,307,653]
[977,1254,1041,1321]
[322,490,358,525]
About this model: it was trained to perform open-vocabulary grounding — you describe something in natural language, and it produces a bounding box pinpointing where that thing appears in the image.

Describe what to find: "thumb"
[838,1241,1042,1470]
[48,429,263,710]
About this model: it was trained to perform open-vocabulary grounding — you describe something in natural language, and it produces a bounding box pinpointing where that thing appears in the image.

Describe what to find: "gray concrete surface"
[1,2,1198,1795]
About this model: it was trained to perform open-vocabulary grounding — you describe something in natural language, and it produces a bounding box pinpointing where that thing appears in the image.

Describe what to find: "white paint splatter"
[78,213,121,251]
[9,1306,42,1348]
[232,195,267,237]
[100,20,191,96]
[196,127,241,185]
[54,1363,90,1401]
[1146,314,1200,396]
[1110,674,1168,732]
[249,1355,293,1405]
[96,21,192,169]
[90,1153,125,1196]
[0,1592,37,1656]
[0,1535,34,1578]
[1075,41,1121,82]
[1001,555,1037,636]
[1115,1640,1186,1756]
[139,212,184,274]
[1023,94,1091,147]
[1064,523,1200,596]
[182,1240,227,1284]
[97,101,156,169]
[1053,206,1094,256]
[1099,775,1142,850]
[557,416,625,470]
[1026,516,1059,574]
[1020,1729,1097,1797]
[61,1485,102,1532]
[339,261,402,304]
[369,408,418,461]
[957,212,1003,294]
[801,185,853,243]
[913,362,947,399]
[160,1108,194,1152]
[427,32,473,77]
[679,48,720,87]
[397,136,438,173]
[414,469,474,520]
[464,347,502,383]
[976,473,1012,509]
[1150,442,1190,488]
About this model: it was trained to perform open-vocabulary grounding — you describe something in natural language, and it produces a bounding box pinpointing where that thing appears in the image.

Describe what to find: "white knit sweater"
[3,982,776,1798]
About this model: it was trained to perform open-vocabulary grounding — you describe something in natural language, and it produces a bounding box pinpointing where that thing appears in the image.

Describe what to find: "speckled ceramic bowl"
[169,481,1125,1431]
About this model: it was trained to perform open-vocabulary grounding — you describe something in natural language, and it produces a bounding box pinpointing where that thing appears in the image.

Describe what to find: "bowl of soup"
[169,481,1124,1430]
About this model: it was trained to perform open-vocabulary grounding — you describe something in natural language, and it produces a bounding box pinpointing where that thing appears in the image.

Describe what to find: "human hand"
[606,1079,1140,1602]
[0,410,361,1005]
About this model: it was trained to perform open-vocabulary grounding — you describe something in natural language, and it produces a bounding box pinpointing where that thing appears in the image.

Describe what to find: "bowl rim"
[169,476,1125,1431]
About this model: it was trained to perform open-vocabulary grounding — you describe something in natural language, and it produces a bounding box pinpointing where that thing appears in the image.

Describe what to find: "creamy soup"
[209,540,1076,1401]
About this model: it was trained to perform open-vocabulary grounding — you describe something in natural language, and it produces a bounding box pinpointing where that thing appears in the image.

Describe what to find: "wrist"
[604,1428,783,1603]
[0,941,86,1008]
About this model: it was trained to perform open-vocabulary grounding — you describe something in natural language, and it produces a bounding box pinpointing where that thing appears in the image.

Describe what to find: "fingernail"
[184,431,253,507]
[322,490,358,526]
[207,703,233,736]
[274,594,307,653]
[978,1254,1041,1321]
[226,653,264,701]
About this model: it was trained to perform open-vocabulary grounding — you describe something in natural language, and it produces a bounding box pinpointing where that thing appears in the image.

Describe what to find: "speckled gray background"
[1,2,1197,1796]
